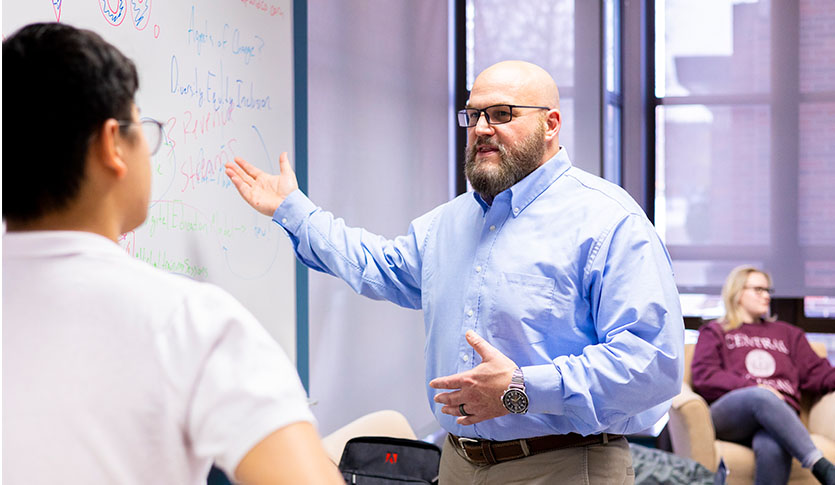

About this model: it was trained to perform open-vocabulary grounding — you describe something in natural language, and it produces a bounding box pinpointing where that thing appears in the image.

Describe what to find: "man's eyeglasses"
[118,118,166,155]
[457,104,550,128]
[744,286,774,296]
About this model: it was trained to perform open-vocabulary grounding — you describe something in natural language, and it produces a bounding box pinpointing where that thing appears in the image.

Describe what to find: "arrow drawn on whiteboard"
[52,0,63,22]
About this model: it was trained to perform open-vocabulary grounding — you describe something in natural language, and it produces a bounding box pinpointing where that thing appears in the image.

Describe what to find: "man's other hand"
[429,330,517,425]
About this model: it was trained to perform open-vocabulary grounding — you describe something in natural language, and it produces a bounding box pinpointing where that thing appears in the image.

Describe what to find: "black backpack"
[338,436,441,484]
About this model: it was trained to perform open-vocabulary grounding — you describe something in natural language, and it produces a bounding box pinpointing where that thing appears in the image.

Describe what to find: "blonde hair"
[720,265,776,331]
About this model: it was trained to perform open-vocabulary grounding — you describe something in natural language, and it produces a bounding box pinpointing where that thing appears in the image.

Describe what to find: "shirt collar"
[472,147,573,216]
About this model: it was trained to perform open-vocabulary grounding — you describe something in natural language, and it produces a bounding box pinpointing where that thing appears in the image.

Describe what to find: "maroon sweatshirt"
[691,319,835,412]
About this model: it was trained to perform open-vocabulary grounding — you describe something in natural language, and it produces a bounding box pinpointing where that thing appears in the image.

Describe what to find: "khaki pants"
[440,434,635,485]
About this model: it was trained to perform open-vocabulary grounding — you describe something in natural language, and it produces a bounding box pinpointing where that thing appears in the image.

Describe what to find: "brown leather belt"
[449,432,622,466]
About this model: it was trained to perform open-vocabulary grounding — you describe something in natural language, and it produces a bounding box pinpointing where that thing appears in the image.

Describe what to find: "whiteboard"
[2,0,299,361]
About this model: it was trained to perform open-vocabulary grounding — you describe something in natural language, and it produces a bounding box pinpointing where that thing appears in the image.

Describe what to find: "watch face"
[502,389,528,414]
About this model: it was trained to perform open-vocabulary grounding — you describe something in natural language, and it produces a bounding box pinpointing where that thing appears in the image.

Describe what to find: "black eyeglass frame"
[457,104,551,128]
[117,118,166,155]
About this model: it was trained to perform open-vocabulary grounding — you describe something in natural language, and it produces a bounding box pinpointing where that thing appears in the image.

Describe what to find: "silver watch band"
[509,367,525,391]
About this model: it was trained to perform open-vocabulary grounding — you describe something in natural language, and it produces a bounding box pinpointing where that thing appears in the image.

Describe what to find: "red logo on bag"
[385,452,398,464]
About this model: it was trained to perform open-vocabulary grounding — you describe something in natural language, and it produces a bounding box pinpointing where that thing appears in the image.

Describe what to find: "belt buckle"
[456,436,479,461]
[457,436,478,449]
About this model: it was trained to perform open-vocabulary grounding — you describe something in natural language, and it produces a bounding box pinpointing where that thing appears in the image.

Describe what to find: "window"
[604,0,623,184]
[653,0,835,297]
[464,0,622,181]
[466,0,576,153]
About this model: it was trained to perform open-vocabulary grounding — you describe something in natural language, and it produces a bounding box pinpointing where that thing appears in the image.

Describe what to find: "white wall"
[307,0,450,437]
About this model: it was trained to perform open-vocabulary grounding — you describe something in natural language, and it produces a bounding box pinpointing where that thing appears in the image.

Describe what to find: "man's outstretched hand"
[225,152,299,217]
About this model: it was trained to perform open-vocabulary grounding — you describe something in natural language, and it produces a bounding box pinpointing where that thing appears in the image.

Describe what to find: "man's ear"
[544,109,561,140]
[91,119,129,179]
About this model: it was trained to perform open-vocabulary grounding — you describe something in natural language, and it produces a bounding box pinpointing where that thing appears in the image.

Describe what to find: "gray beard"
[464,123,546,201]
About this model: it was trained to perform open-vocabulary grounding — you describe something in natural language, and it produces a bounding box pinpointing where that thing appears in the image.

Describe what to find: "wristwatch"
[501,367,529,414]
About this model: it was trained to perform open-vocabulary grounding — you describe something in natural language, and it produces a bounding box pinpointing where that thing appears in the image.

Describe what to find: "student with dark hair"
[692,266,835,485]
[2,22,343,485]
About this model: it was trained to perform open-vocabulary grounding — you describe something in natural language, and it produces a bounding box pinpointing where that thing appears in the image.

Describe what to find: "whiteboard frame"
[292,0,310,392]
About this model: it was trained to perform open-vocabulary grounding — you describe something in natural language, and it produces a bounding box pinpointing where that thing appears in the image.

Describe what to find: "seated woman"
[692,265,835,485]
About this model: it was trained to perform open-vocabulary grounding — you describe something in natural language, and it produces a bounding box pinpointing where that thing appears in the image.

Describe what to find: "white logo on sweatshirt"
[745,349,776,378]
[725,333,789,354]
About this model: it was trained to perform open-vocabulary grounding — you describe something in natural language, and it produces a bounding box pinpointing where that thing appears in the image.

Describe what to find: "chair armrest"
[809,391,835,443]
[667,384,719,472]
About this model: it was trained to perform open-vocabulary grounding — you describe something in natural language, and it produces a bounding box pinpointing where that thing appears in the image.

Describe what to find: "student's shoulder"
[120,254,241,309]
[126,260,262,342]
[697,320,726,338]
[763,319,806,338]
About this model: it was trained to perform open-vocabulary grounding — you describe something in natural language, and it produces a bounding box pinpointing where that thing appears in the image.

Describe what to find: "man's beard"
[464,122,546,201]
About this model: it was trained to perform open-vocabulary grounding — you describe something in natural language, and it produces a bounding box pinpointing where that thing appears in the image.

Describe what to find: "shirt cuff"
[272,190,317,233]
[522,363,565,416]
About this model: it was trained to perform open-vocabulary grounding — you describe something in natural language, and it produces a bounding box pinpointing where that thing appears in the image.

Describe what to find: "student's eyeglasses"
[118,118,166,155]
[457,104,550,128]
[744,286,774,296]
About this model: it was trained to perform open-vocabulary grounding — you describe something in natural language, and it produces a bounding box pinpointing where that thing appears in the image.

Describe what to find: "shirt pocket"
[487,272,556,344]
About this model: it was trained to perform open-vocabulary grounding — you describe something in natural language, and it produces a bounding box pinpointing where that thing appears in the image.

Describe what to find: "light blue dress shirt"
[274,148,684,440]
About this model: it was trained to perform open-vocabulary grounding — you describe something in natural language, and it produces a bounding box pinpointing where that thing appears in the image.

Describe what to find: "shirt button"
[281,217,288,224]
[489,225,496,231]
[462,354,469,362]
[513,207,520,215]
[475,266,482,273]
[467,309,474,317]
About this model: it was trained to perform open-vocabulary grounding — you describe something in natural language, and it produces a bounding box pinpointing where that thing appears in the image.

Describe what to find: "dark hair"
[2,22,139,222]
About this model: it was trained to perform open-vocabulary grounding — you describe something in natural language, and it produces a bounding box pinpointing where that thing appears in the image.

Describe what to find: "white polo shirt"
[2,231,314,485]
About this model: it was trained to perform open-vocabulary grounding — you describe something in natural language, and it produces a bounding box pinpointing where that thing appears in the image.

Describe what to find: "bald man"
[226,60,684,484]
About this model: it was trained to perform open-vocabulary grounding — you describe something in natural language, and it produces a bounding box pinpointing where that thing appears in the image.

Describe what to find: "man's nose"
[473,114,494,135]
